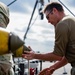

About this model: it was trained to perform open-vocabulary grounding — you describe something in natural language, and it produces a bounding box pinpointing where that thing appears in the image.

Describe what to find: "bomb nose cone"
[10,32,24,52]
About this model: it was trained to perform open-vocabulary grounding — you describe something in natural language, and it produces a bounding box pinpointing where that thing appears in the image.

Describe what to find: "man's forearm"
[34,52,62,61]
[49,56,68,71]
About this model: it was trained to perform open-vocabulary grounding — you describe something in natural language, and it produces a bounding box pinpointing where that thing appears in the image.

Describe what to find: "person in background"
[0,2,14,75]
[22,2,75,75]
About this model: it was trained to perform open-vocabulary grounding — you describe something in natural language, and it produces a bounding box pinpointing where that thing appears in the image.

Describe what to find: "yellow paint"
[0,28,9,55]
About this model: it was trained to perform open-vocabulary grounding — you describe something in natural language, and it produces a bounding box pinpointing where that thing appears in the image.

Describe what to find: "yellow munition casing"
[14,46,23,57]
[0,28,9,55]
[14,45,31,57]
[0,27,24,55]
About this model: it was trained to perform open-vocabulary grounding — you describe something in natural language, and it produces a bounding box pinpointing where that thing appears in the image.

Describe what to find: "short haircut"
[43,2,64,13]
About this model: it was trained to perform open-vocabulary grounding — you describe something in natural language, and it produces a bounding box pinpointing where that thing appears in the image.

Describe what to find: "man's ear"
[52,8,58,14]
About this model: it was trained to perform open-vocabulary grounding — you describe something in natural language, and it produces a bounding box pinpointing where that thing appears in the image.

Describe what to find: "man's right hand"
[22,46,35,60]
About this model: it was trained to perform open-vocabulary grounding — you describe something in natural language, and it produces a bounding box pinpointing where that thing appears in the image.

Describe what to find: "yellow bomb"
[13,45,31,57]
[0,27,24,55]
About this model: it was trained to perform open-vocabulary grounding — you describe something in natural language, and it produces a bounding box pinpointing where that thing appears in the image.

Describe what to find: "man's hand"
[38,67,55,75]
[22,46,35,60]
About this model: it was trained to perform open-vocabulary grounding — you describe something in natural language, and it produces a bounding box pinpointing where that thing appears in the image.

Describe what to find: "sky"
[0,0,75,53]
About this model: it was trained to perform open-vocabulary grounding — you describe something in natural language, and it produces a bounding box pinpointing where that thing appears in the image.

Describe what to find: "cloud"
[62,0,75,7]
[1,0,75,53]
[0,0,36,13]
[58,0,75,16]
[25,38,54,53]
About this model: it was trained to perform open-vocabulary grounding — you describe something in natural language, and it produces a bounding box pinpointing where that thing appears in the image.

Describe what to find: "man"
[0,2,14,75]
[22,2,75,75]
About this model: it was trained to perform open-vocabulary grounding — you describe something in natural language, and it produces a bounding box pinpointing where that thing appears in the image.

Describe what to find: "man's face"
[45,8,59,26]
